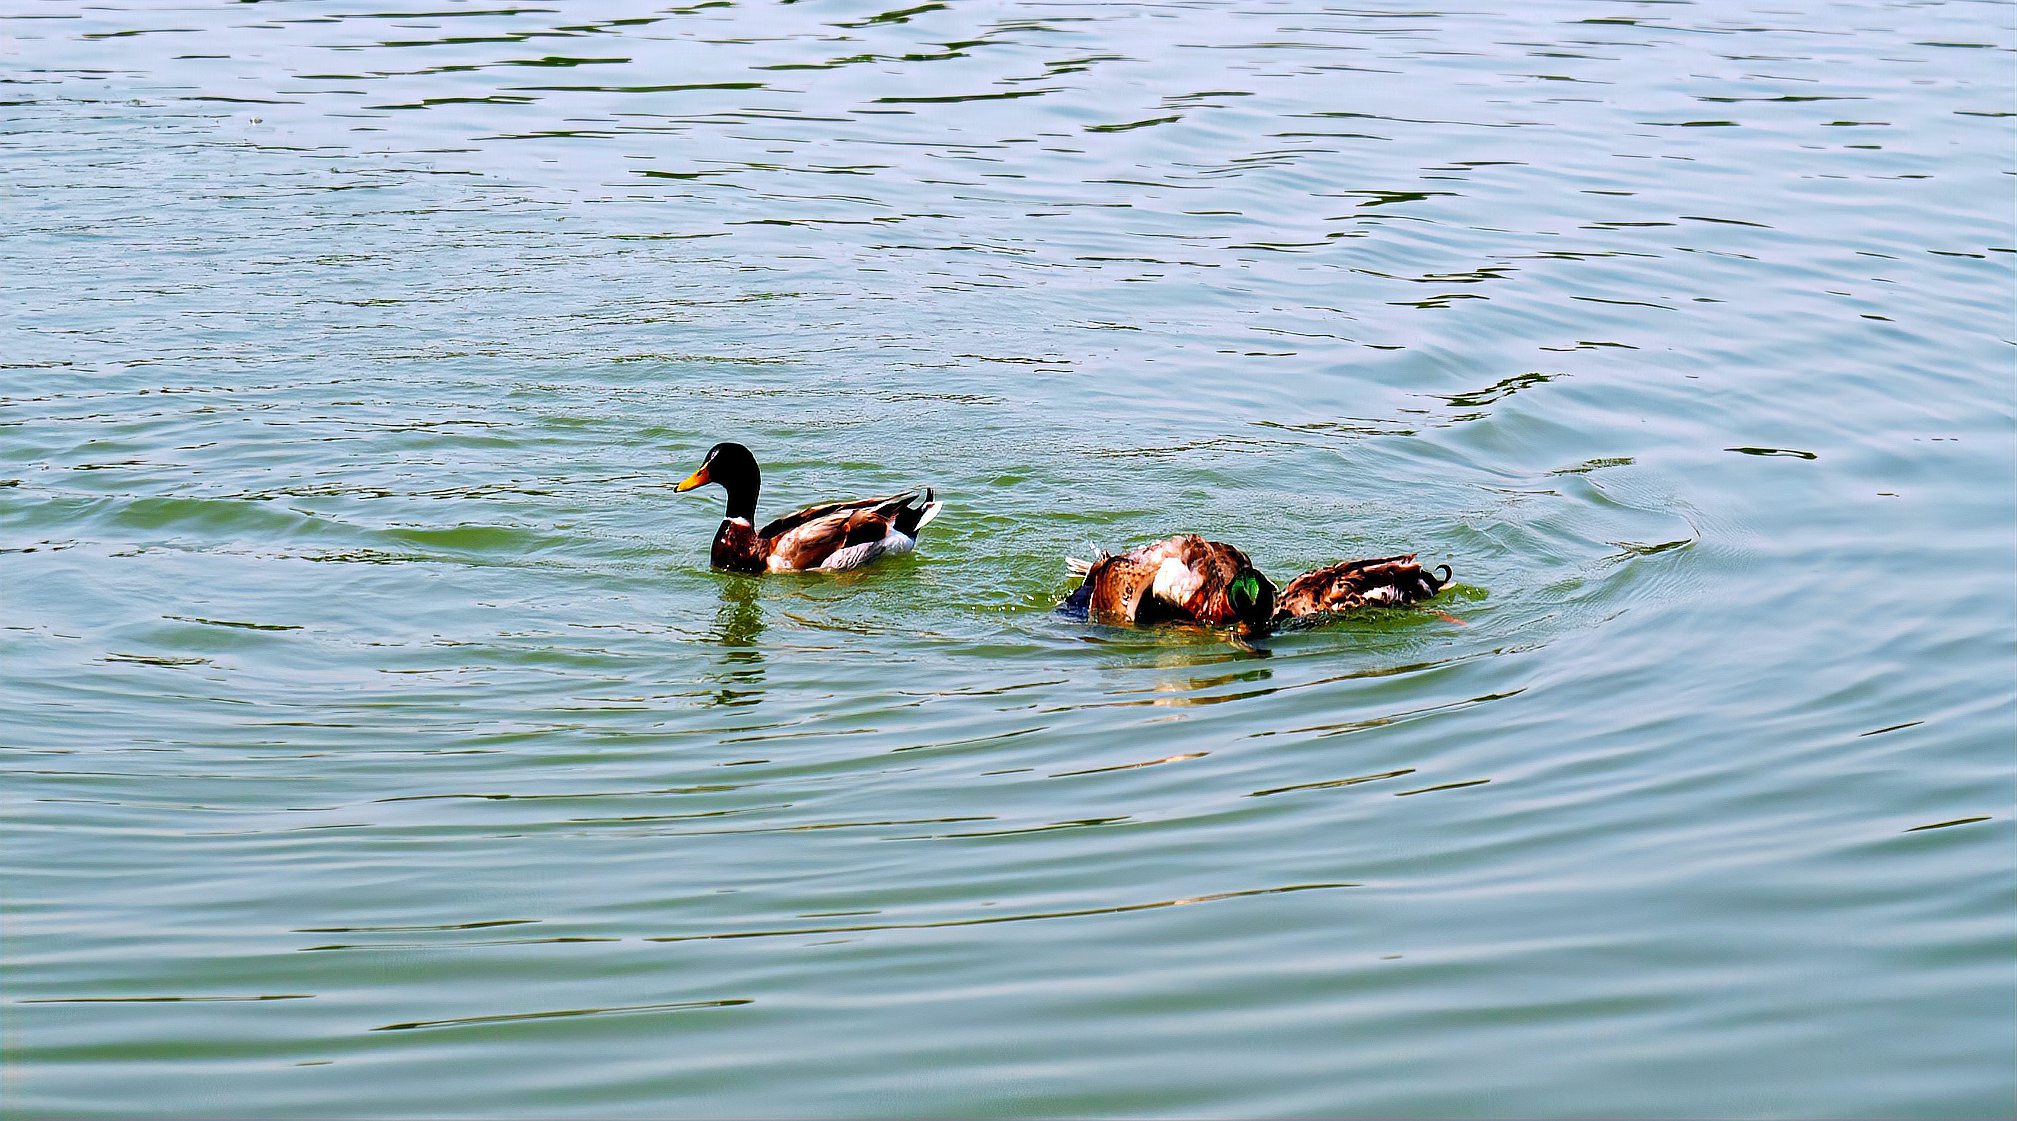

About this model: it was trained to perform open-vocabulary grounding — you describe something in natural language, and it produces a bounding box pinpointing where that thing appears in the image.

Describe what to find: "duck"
[674,441,943,573]
[1271,554,1451,625]
[1061,535,1278,632]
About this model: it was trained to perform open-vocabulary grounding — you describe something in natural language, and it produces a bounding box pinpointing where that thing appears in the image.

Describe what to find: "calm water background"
[3,0,2013,1116]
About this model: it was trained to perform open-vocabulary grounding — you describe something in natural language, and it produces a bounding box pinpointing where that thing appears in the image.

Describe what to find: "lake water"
[4,0,2013,1116]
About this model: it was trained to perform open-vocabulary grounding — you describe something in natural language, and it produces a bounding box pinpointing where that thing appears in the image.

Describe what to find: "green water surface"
[3,0,2013,1116]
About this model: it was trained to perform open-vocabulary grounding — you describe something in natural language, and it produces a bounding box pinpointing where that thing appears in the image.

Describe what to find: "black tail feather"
[892,487,934,537]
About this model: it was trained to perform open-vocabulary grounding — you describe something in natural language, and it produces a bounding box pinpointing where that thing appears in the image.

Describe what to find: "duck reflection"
[1144,659,1276,707]
[704,576,766,708]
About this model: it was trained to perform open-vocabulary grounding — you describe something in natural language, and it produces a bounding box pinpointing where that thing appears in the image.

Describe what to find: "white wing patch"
[1151,557,1203,605]
[819,529,915,571]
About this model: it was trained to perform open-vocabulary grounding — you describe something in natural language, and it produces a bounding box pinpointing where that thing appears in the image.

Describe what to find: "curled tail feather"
[892,488,943,538]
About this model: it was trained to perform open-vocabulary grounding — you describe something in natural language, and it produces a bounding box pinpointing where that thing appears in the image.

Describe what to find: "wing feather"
[766,508,903,571]
[758,491,916,541]
[1274,554,1448,620]
[1082,557,1161,623]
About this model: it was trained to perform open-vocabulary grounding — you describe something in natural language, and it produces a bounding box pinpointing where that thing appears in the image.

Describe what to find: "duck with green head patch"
[1062,535,1278,633]
[674,441,943,574]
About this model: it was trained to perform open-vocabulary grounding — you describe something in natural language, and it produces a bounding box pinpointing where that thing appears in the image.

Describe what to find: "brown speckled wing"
[1175,537,1259,624]
[1275,554,1445,619]
[1083,557,1159,624]
[766,509,892,571]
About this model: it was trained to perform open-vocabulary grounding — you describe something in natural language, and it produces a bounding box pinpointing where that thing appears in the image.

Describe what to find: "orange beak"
[674,463,711,492]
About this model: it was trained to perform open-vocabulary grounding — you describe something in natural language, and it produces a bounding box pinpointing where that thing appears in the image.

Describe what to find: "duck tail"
[1065,556,1096,577]
[892,488,943,538]
[1331,555,1450,608]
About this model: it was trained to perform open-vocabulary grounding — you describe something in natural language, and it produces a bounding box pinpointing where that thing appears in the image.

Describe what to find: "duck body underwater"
[1060,534,1451,636]
[1061,536,1278,631]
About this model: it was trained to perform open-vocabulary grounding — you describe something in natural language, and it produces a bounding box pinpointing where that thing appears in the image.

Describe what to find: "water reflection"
[704,576,765,708]
[1142,659,1274,706]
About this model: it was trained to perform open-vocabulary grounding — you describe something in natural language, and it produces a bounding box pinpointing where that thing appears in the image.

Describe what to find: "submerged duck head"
[1224,569,1276,631]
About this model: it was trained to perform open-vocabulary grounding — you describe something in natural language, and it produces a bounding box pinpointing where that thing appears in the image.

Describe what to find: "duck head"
[1225,569,1277,632]
[676,441,761,522]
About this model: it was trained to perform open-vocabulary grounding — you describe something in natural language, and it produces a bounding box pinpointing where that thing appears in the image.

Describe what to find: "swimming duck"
[1272,554,1451,624]
[1062,535,1278,632]
[675,441,943,573]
